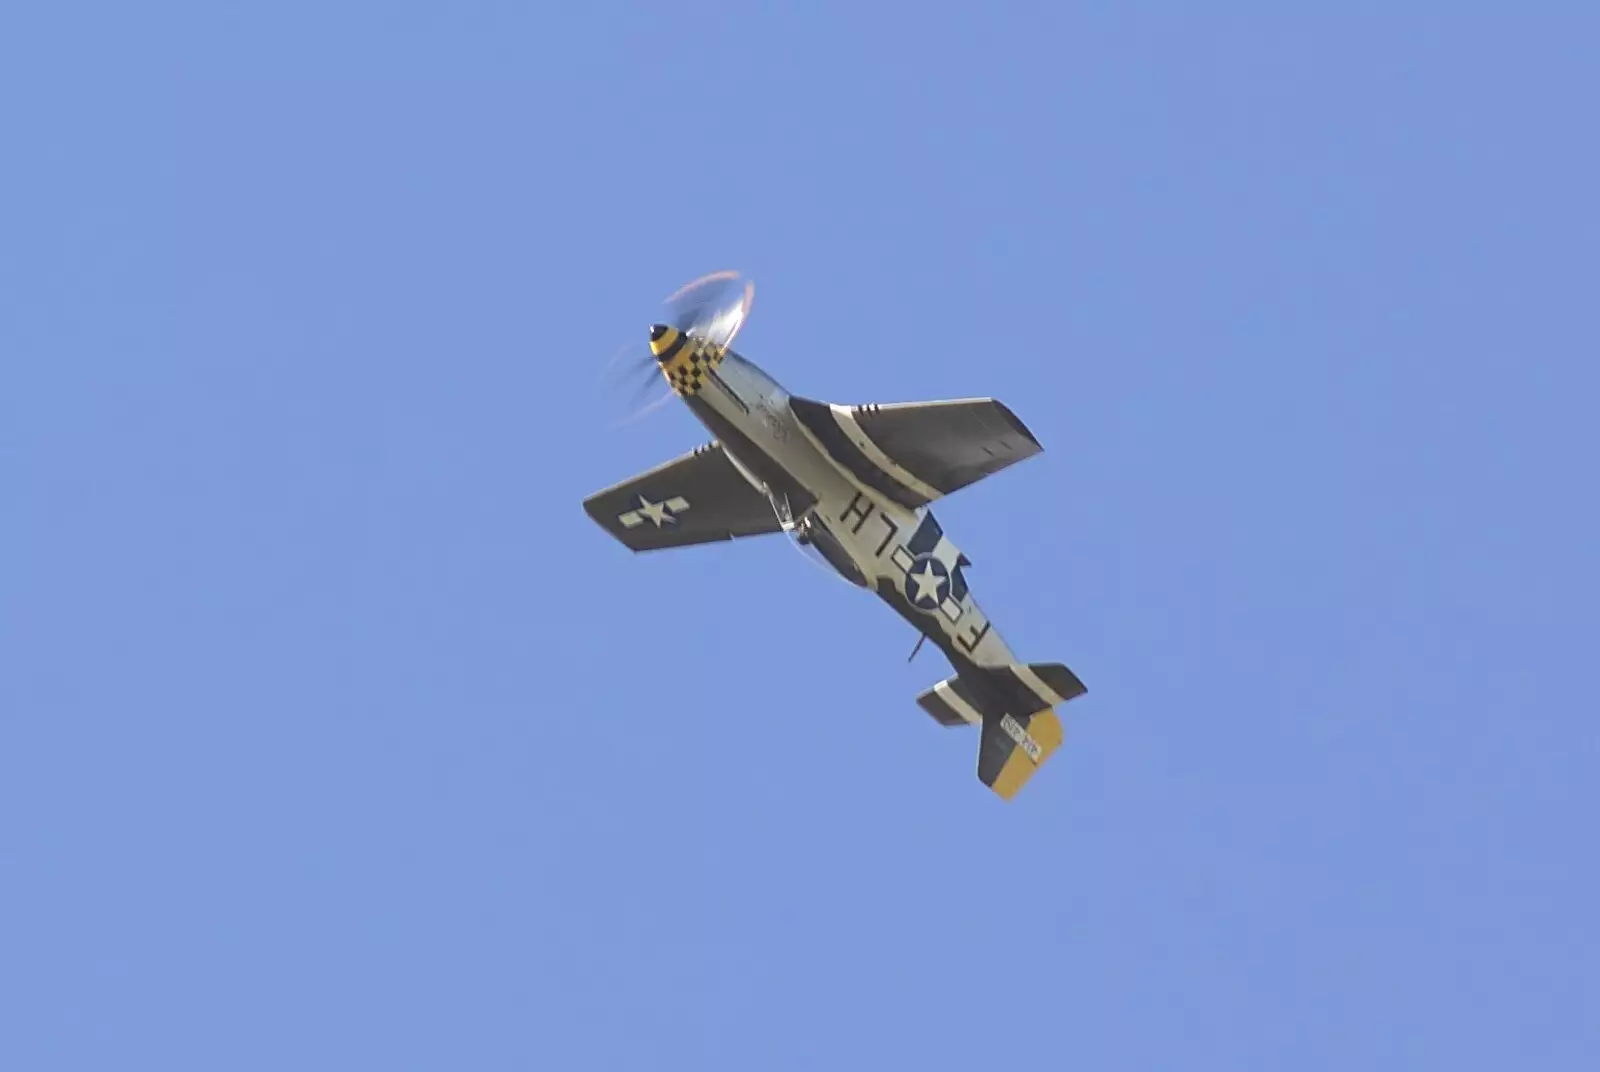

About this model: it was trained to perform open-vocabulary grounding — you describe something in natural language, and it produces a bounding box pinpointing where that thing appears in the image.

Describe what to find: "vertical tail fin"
[914,661,1086,800]
[977,708,1066,800]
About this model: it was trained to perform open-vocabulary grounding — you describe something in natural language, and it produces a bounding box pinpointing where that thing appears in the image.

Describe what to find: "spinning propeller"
[598,270,755,425]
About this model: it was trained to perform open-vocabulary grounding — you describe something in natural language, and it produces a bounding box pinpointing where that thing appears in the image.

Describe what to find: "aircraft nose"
[648,323,680,359]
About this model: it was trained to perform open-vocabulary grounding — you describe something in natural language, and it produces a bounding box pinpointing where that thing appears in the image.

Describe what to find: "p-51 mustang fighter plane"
[583,273,1086,799]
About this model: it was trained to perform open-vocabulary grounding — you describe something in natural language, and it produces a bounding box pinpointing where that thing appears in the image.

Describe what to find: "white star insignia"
[908,560,945,604]
[637,496,672,526]
[618,494,691,529]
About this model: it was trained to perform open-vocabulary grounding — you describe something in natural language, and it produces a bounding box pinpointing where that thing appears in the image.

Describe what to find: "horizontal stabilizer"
[916,674,989,727]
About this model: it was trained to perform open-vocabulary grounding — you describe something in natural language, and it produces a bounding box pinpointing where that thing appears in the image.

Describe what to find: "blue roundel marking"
[905,553,951,612]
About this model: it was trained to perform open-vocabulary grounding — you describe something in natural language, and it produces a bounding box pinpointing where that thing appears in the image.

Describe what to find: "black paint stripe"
[790,396,931,509]
[851,412,956,495]
[906,513,942,555]
[873,514,900,557]
[839,490,874,534]
[990,665,1072,718]
[956,617,992,655]
[656,333,687,363]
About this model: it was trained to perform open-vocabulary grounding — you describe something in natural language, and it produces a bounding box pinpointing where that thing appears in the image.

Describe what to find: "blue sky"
[4,4,1597,1068]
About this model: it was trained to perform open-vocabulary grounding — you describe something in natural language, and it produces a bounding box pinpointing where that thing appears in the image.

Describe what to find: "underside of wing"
[583,442,784,552]
[789,396,1041,507]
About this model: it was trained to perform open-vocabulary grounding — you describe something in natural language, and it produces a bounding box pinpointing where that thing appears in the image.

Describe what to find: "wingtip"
[989,398,1043,453]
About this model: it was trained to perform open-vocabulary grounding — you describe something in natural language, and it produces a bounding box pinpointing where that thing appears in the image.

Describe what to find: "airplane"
[582,274,1087,800]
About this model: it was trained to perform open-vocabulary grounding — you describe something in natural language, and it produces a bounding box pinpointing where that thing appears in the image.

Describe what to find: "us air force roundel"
[905,553,951,611]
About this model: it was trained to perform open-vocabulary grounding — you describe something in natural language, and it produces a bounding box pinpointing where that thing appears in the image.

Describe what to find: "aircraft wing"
[789,396,1042,507]
[583,442,783,552]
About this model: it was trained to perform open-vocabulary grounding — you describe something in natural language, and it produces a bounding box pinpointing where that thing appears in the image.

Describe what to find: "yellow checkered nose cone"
[649,323,680,360]
[650,321,724,397]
